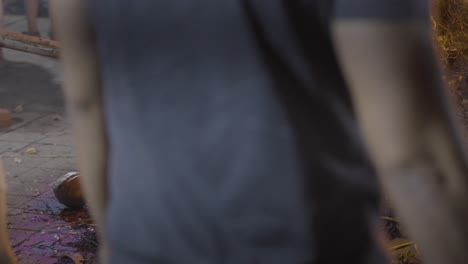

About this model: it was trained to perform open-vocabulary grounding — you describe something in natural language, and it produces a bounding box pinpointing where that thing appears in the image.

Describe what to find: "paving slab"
[7,180,52,197]
[6,194,34,208]
[15,167,69,183]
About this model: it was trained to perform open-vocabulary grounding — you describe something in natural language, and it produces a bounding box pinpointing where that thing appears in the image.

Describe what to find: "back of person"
[86,1,384,263]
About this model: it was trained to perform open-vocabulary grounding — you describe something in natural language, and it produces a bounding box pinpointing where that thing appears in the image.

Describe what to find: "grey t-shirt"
[86,1,428,263]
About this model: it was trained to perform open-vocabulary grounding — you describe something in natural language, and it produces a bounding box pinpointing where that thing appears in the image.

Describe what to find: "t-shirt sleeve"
[334,0,429,20]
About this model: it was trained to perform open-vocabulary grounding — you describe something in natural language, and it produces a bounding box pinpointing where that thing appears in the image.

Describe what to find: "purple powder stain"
[8,190,97,263]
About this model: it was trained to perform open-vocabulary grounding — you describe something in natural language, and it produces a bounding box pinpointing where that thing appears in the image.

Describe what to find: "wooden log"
[0,31,59,58]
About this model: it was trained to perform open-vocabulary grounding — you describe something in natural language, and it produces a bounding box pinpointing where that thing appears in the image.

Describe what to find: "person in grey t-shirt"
[51,0,468,264]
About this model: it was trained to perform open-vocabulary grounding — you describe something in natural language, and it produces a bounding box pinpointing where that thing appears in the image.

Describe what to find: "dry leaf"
[13,157,22,164]
[14,104,23,113]
[24,147,38,155]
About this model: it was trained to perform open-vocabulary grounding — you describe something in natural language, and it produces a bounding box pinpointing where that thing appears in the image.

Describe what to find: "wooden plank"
[0,31,59,58]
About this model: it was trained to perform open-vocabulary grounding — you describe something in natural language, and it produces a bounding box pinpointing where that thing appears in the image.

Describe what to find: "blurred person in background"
[0,0,3,60]
[24,0,40,36]
[24,0,54,39]
[51,0,468,264]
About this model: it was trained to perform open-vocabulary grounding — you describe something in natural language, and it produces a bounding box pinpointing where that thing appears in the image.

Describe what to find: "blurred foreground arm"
[0,162,17,264]
[50,0,109,251]
[332,2,468,264]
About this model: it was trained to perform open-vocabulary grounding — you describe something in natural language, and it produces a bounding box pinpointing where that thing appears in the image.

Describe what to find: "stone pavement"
[1,15,97,263]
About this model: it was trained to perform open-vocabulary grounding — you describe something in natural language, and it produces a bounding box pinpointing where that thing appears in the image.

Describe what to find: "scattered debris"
[383,217,420,264]
[390,239,420,264]
[24,147,38,155]
[11,190,97,263]
[382,216,404,240]
[14,104,23,113]
[64,227,98,255]
[432,0,468,65]
[3,154,74,159]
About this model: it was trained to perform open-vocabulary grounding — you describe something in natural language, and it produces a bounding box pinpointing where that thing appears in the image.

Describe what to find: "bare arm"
[0,1,16,262]
[0,161,17,264]
[50,0,108,244]
[332,16,468,264]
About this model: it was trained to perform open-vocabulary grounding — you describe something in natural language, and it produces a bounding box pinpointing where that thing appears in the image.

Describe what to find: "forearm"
[334,22,467,186]
[62,45,108,231]
[333,21,468,263]
[63,46,109,236]
[0,162,16,264]
[50,0,108,232]
[70,102,108,230]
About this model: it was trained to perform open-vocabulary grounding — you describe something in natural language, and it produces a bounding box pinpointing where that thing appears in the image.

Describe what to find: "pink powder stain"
[8,190,97,263]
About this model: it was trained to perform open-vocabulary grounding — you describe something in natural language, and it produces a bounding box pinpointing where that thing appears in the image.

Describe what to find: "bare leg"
[48,0,55,39]
[25,0,39,35]
[0,0,4,59]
